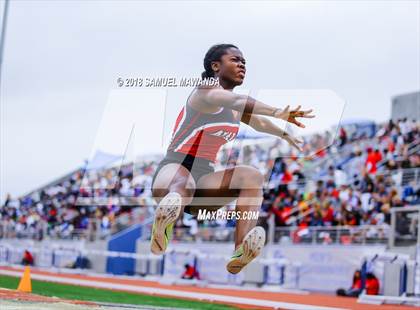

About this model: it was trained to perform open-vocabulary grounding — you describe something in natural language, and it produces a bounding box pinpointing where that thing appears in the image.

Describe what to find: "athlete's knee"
[153,174,195,202]
[169,175,196,199]
[237,166,264,188]
[152,188,168,201]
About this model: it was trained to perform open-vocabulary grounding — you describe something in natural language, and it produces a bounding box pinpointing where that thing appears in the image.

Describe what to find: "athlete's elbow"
[230,94,248,111]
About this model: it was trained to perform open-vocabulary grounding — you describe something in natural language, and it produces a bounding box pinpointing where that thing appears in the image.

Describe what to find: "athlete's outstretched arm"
[241,114,303,151]
[202,88,314,128]
[203,88,277,116]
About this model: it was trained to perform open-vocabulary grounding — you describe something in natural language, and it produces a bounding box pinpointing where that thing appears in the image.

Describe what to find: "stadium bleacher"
[0,118,418,244]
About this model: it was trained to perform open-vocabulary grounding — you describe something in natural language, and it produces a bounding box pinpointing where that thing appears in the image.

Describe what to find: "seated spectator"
[21,250,34,266]
[181,263,200,280]
[336,269,362,297]
[365,272,380,295]
[69,256,91,269]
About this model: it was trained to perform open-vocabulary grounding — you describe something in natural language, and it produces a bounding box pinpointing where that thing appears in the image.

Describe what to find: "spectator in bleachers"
[0,118,418,242]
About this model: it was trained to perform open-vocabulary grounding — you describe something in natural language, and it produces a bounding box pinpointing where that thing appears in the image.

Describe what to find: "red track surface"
[0,266,412,310]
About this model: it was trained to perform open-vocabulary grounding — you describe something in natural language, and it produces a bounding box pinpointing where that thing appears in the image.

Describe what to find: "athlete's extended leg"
[191,165,266,273]
[150,164,196,255]
[192,165,264,245]
[233,176,264,249]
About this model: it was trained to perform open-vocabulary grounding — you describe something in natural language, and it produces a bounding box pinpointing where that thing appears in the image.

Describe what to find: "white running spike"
[150,192,182,255]
[226,226,266,274]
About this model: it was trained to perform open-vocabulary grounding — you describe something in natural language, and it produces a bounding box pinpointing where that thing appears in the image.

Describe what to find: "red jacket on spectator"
[322,206,334,224]
[181,264,200,280]
[387,138,395,153]
[331,188,340,199]
[270,203,292,226]
[352,278,362,290]
[22,250,34,266]
[365,148,378,174]
[282,170,293,183]
[365,275,380,295]
[374,150,382,163]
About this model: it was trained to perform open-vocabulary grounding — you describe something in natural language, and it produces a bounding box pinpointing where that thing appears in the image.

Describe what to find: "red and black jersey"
[168,103,240,162]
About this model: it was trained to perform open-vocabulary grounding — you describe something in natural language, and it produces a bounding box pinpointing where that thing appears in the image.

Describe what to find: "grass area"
[0,275,237,309]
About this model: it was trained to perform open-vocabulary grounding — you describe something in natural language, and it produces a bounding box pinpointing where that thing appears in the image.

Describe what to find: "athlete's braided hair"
[201,44,238,79]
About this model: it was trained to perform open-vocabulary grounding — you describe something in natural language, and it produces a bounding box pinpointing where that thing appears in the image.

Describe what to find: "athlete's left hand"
[277,105,315,128]
[282,132,304,152]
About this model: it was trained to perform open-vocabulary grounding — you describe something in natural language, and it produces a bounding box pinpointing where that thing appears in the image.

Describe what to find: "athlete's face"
[214,48,246,86]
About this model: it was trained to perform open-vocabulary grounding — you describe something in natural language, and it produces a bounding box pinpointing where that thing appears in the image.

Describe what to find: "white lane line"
[0,269,347,310]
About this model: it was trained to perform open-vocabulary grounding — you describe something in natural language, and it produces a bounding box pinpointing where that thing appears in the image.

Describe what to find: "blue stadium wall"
[106,224,142,275]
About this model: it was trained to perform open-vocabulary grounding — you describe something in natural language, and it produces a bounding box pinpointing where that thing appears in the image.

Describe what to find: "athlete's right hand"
[282,132,304,152]
[274,105,315,128]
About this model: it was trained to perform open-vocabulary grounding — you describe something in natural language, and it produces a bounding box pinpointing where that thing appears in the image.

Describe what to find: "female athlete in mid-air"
[151,44,314,274]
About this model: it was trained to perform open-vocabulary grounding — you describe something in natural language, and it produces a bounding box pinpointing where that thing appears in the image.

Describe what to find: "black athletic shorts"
[151,151,215,189]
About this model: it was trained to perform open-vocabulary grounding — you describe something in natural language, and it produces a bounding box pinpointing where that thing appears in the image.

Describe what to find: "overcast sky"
[1,1,419,201]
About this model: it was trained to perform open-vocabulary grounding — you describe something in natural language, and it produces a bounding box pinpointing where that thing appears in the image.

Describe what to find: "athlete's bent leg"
[192,165,266,274]
[226,167,265,274]
[152,163,196,207]
[194,165,264,247]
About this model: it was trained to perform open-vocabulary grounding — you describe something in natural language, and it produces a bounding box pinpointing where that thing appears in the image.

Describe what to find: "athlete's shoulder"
[196,83,221,90]
[189,86,224,113]
[195,84,223,96]
[193,85,229,106]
